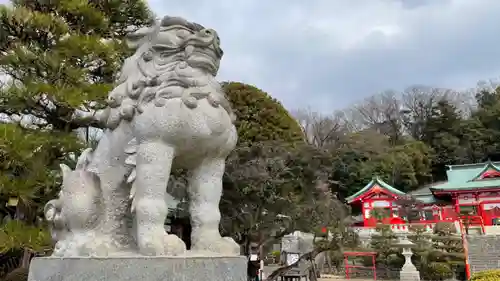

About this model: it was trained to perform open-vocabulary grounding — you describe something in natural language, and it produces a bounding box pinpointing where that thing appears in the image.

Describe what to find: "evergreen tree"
[468,88,500,160]
[429,222,465,280]
[409,222,465,281]
[222,81,304,145]
[369,224,403,268]
[421,99,466,181]
[0,0,153,264]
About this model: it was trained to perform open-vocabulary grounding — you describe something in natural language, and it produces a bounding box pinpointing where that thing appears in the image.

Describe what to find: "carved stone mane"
[98,16,234,130]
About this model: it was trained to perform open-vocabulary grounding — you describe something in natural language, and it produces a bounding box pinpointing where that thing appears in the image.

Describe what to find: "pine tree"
[408,222,465,280]
[0,0,153,265]
[369,224,404,268]
[421,99,466,181]
[469,87,500,160]
[429,222,465,280]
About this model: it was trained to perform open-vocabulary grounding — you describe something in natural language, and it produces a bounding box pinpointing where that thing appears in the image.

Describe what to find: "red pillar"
[476,193,486,224]
[344,254,349,279]
[372,254,377,280]
[461,226,471,280]
[454,193,460,215]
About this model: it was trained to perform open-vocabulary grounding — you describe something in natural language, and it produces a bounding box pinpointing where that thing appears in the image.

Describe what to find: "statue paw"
[81,236,121,256]
[51,241,68,257]
[163,234,187,256]
[138,230,186,256]
[191,235,240,255]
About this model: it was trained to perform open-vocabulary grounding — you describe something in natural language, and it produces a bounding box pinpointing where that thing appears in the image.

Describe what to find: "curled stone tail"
[124,137,138,212]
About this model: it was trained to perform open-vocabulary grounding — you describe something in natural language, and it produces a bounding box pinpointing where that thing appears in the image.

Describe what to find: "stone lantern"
[394,234,420,281]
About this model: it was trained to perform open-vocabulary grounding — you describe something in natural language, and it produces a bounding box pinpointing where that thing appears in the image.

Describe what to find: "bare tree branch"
[292,107,347,148]
[342,91,403,145]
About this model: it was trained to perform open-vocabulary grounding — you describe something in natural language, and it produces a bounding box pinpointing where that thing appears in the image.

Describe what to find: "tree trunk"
[309,258,318,281]
[20,249,31,269]
[14,200,33,269]
[326,252,333,273]
[243,234,251,256]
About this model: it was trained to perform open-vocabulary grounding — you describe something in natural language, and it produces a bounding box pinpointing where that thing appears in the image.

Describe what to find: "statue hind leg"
[188,157,240,255]
[134,140,186,255]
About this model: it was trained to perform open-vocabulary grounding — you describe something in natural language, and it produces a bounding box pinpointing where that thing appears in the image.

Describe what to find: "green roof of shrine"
[346,162,500,205]
[408,186,448,204]
[346,176,405,203]
[430,161,500,192]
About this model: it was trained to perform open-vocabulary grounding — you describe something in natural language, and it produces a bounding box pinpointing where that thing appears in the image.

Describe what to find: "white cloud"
[147,0,500,113]
[2,0,500,114]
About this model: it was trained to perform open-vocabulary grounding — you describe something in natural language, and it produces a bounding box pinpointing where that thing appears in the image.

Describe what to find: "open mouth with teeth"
[193,48,217,58]
[185,44,219,58]
[185,45,220,74]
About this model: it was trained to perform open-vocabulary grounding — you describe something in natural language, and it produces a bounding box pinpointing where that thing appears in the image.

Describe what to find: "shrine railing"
[352,220,461,235]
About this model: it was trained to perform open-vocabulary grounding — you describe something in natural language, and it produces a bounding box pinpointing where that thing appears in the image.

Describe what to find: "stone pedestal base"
[400,270,420,281]
[28,255,247,281]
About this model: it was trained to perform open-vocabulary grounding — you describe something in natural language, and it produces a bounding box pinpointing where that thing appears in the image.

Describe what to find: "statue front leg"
[188,157,240,255]
[134,141,186,256]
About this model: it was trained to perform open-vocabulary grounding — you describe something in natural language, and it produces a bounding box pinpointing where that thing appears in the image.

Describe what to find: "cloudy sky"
[3,0,500,114]
[148,0,500,113]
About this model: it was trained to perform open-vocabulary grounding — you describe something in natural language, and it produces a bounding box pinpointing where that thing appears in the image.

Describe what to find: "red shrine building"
[346,161,500,235]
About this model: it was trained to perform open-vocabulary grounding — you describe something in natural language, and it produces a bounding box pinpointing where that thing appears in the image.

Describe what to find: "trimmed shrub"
[222,82,304,145]
[470,269,500,281]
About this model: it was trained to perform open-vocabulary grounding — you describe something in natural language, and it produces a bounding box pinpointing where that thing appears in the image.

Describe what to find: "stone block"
[467,235,500,275]
[28,255,247,281]
[400,270,420,281]
[281,236,300,253]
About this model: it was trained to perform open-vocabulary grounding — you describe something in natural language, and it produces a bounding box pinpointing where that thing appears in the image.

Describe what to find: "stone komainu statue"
[43,16,240,257]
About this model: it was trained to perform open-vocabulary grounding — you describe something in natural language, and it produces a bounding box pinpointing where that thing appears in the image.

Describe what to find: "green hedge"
[470,269,500,281]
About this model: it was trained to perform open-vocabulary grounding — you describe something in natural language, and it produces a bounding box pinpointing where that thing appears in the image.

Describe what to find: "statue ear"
[75,148,93,170]
[44,199,60,221]
[59,164,72,180]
